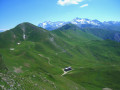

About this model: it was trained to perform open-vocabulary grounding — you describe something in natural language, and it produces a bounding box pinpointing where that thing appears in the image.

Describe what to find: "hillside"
[0,22,54,48]
[81,28,120,42]
[0,54,7,71]
[52,24,102,42]
[0,22,120,90]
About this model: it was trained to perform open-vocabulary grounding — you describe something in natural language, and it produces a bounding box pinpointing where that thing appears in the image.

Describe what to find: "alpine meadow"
[0,0,120,90]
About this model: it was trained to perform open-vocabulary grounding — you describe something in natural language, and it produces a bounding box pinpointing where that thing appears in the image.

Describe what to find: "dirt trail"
[103,88,112,90]
[61,69,70,76]
[38,54,52,65]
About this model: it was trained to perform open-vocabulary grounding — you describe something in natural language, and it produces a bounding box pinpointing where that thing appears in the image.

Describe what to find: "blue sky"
[0,0,120,30]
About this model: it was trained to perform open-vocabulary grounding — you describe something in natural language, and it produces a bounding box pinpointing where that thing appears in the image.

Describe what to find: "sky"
[0,0,120,30]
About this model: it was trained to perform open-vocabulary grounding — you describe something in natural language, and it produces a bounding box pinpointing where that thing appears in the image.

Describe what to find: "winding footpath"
[38,54,52,65]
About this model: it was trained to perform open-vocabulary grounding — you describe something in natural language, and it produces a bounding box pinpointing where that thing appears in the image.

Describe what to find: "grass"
[0,23,120,89]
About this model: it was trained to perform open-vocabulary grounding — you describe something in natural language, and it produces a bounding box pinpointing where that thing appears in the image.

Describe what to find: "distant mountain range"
[0,29,8,32]
[38,21,68,31]
[38,18,120,31]
[0,30,4,32]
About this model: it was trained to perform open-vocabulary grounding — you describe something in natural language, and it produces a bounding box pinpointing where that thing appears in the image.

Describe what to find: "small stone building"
[64,67,72,71]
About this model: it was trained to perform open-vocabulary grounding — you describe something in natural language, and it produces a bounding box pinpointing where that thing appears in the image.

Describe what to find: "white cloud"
[80,4,88,8]
[57,0,83,6]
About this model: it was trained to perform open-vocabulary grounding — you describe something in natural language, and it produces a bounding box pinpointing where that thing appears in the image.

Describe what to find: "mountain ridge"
[0,22,53,48]
[53,23,120,42]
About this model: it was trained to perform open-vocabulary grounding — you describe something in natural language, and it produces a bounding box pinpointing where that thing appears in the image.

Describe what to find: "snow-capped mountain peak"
[38,18,120,30]
[38,21,68,30]
[71,18,102,26]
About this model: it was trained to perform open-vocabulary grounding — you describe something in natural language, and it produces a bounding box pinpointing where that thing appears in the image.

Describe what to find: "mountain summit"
[0,22,53,48]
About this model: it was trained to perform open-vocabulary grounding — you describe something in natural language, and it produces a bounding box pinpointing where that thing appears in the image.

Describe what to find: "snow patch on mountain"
[38,18,120,30]
[38,21,68,30]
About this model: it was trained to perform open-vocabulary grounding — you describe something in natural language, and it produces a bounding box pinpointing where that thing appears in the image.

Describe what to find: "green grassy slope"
[0,23,85,89]
[0,22,54,48]
[82,28,120,42]
[0,54,7,71]
[64,40,120,90]
[0,23,120,90]
[52,24,120,90]
[52,24,102,46]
